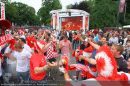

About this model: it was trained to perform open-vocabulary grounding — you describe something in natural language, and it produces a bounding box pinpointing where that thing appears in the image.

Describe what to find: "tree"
[0,0,8,3]
[5,2,41,26]
[5,3,18,23]
[67,3,79,9]
[67,1,90,13]
[12,2,36,26]
[125,0,130,25]
[67,0,120,29]
[90,0,118,29]
[37,0,62,25]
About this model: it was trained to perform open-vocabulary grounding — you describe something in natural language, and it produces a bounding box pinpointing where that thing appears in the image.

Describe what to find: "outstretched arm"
[41,41,52,53]
[34,62,57,74]
[80,55,96,65]
[64,72,72,81]
[88,39,100,50]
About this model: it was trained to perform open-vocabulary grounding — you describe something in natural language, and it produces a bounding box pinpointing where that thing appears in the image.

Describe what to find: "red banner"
[0,2,5,20]
[0,34,14,46]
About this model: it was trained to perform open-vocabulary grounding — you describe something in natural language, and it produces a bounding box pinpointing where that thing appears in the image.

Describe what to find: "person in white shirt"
[7,43,31,82]
[4,46,17,77]
[109,34,119,44]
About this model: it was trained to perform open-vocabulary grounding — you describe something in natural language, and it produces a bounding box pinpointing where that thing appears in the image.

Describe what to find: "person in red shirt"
[30,53,46,81]
[30,40,57,85]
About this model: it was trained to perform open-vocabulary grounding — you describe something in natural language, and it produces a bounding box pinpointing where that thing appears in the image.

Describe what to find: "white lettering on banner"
[0,2,5,20]
[0,34,13,46]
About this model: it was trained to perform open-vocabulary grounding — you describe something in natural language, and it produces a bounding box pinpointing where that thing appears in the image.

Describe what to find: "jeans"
[16,71,29,82]
[0,76,3,84]
[73,40,81,50]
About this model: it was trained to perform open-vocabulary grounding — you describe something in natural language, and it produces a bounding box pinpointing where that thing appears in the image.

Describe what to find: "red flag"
[119,0,126,13]
[69,64,88,72]
[0,53,4,62]
[60,55,69,72]
[95,45,118,80]
[8,39,16,50]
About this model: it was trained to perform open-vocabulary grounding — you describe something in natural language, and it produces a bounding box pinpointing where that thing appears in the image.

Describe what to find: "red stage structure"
[50,9,89,33]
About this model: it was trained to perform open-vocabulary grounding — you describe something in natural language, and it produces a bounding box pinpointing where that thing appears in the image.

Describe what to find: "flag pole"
[124,2,127,22]
[116,0,120,27]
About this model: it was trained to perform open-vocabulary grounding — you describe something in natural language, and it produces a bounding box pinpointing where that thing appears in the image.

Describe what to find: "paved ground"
[2,54,78,85]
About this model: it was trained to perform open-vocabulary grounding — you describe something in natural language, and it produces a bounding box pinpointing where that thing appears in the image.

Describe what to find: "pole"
[124,2,127,22]
[116,0,120,27]
[82,15,86,34]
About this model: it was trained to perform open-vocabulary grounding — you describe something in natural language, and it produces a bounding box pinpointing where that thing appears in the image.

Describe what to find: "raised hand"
[47,62,58,68]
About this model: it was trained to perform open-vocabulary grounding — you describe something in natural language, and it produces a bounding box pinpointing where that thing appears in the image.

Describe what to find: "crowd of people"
[0,28,130,85]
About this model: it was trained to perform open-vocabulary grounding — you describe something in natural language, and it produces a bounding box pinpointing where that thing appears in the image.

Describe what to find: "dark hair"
[47,32,51,37]
[45,32,51,42]
[74,32,77,35]
[62,35,68,39]
[60,36,64,40]
[80,44,86,50]
[19,38,26,43]
[97,41,103,46]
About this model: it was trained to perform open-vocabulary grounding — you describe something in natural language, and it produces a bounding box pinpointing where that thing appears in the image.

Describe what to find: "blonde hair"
[113,44,124,54]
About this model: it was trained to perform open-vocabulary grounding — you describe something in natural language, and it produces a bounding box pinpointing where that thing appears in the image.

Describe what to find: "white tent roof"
[50,9,89,16]
[123,25,130,28]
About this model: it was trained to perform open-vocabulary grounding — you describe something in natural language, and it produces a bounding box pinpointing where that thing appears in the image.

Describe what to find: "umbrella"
[123,25,130,28]
[0,20,11,29]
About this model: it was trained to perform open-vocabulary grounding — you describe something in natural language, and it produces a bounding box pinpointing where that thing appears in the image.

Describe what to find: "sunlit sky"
[11,0,84,12]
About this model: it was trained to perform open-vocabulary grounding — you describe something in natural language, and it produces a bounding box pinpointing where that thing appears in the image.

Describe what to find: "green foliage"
[5,2,41,26]
[5,3,18,23]
[37,0,62,25]
[4,0,129,28]
[124,0,130,25]
[90,0,118,28]
[67,0,123,29]
[67,1,90,13]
